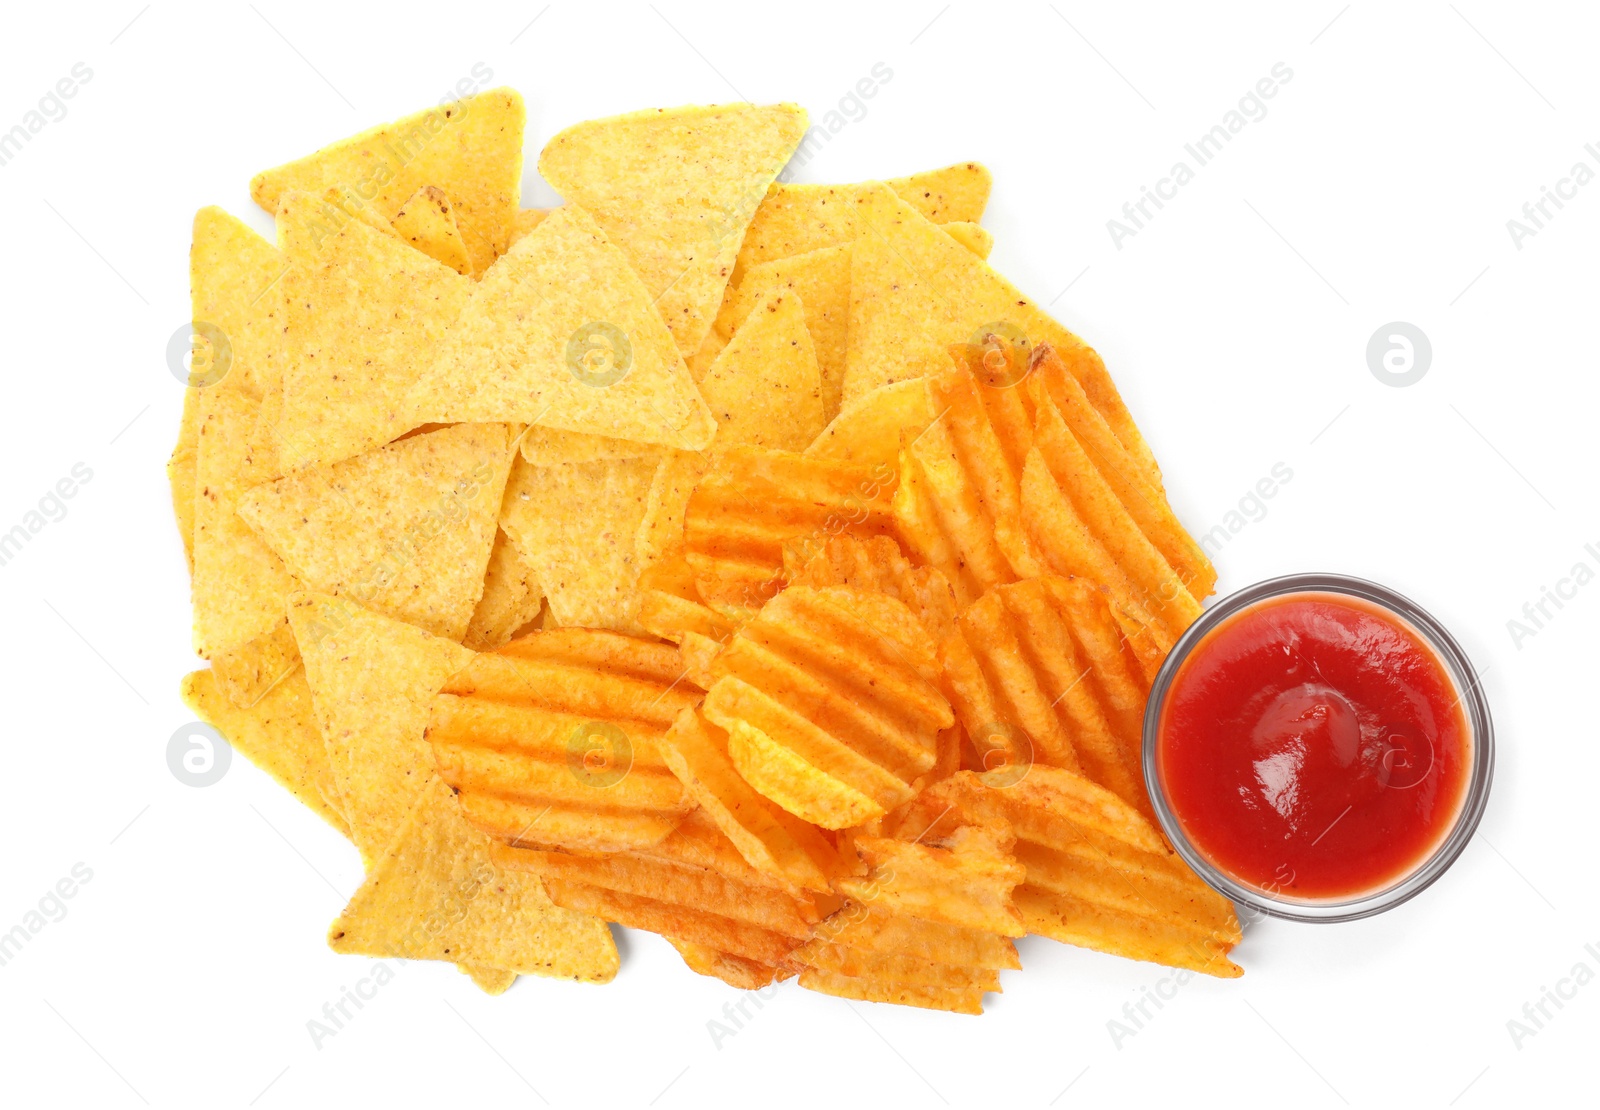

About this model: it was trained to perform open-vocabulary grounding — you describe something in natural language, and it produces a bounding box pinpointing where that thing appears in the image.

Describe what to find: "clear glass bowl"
[1141,573,1495,923]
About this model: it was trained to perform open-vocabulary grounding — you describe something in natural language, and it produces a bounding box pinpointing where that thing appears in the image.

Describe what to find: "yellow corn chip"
[845,183,1159,485]
[635,451,711,577]
[732,162,992,286]
[191,387,297,660]
[698,289,824,452]
[942,220,992,258]
[463,530,545,651]
[725,246,850,421]
[538,103,809,355]
[181,668,348,836]
[275,191,474,472]
[327,775,619,982]
[508,206,551,247]
[805,377,937,475]
[499,452,658,630]
[250,89,524,274]
[210,619,302,709]
[519,425,662,466]
[404,204,715,450]
[167,387,201,573]
[190,206,286,401]
[288,591,475,863]
[238,423,512,641]
[386,184,475,275]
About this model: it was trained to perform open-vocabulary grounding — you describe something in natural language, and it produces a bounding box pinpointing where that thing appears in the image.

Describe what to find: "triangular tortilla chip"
[167,387,201,573]
[288,591,475,863]
[190,206,287,402]
[238,423,513,641]
[845,184,1158,482]
[520,425,662,466]
[404,205,715,450]
[508,206,551,248]
[328,775,619,983]
[806,377,938,475]
[538,103,808,355]
[191,387,297,660]
[181,668,348,836]
[699,289,824,451]
[732,162,992,286]
[725,245,851,422]
[250,89,524,273]
[943,220,993,258]
[275,191,474,472]
[390,185,477,275]
[499,450,660,631]
[463,530,546,651]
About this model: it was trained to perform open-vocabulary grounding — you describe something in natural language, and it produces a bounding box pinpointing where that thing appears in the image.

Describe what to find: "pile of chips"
[174,88,1241,1012]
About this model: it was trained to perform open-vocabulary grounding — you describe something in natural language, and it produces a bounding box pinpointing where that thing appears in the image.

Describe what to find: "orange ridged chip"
[796,822,1023,1014]
[494,810,819,987]
[251,88,525,273]
[658,708,842,893]
[940,575,1155,814]
[908,768,1242,977]
[683,447,897,616]
[427,628,701,853]
[702,584,951,829]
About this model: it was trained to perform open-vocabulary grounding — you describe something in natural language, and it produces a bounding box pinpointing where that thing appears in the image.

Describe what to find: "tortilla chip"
[844,183,1157,481]
[732,162,992,286]
[636,451,712,575]
[724,245,851,422]
[404,205,715,450]
[508,206,551,247]
[520,425,662,466]
[191,387,297,660]
[327,775,619,982]
[190,206,287,402]
[499,451,659,630]
[250,89,524,274]
[167,387,201,573]
[275,191,474,472]
[238,423,513,641]
[181,668,348,836]
[211,618,302,708]
[288,591,474,862]
[943,220,993,258]
[806,377,939,474]
[463,530,545,651]
[390,185,477,275]
[538,103,809,355]
[699,289,824,451]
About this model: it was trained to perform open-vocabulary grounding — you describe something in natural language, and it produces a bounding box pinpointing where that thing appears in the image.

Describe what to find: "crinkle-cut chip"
[683,447,898,615]
[327,776,619,982]
[190,206,286,403]
[403,204,715,450]
[495,810,820,987]
[499,452,658,632]
[795,819,1022,1014]
[288,591,475,863]
[699,289,825,451]
[211,618,301,708]
[538,103,808,356]
[843,184,1160,489]
[168,387,201,573]
[908,769,1243,977]
[250,88,525,274]
[659,709,842,893]
[939,576,1155,814]
[508,206,551,248]
[806,377,937,476]
[390,185,477,275]
[669,939,791,991]
[520,425,662,466]
[1021,386,1206,642]
[273,191,475,472]
[181,668,348,836]
[463,529,545,651]
[238,422,512,642]
[191,386,297,662]
[784,534,959,650]
[427,628,701,854]
[732,162,992,287]
[702,585,951,829]
[1111,598,1176,686]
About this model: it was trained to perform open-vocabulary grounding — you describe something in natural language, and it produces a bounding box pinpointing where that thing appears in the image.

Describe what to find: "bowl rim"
[1141,572,1495,924]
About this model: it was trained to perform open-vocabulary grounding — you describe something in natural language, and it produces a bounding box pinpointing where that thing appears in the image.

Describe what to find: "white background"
[0,1,1593,1106]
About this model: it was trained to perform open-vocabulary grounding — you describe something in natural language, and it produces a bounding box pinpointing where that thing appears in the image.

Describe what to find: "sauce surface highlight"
[1156,592,1470,900]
